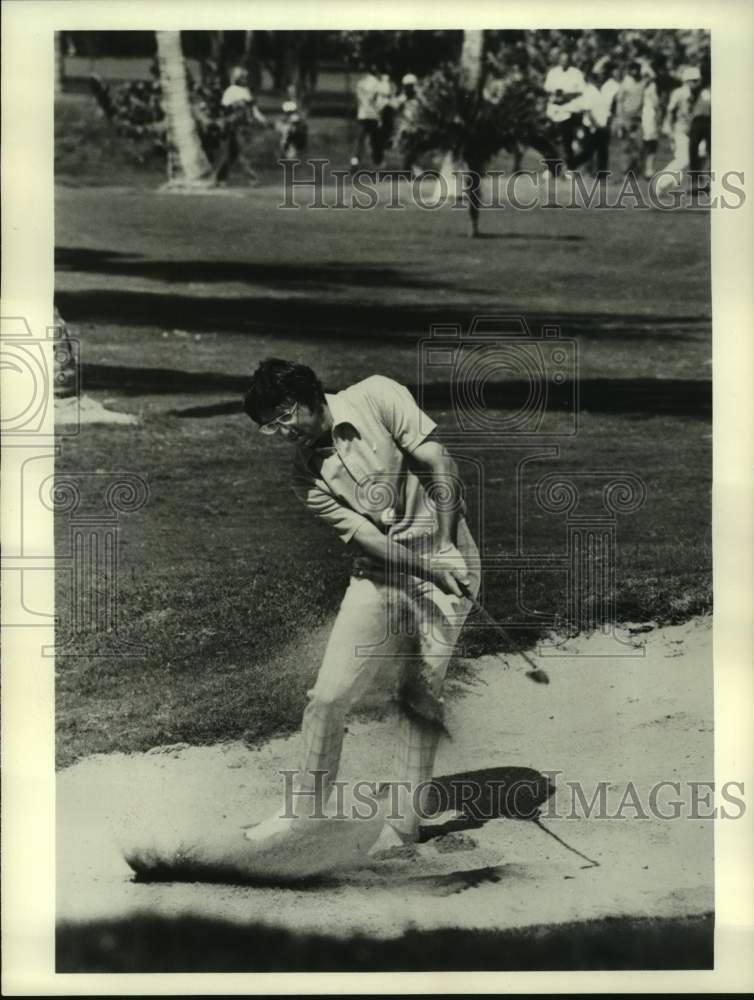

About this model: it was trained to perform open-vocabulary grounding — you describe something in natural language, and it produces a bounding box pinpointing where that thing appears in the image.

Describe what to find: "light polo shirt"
[292,375,453,547]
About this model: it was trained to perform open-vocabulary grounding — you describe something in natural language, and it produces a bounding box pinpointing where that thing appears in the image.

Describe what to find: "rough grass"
[54,99,711,767]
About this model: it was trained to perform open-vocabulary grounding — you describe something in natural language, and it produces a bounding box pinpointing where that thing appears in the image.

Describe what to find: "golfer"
[243,359,481,843]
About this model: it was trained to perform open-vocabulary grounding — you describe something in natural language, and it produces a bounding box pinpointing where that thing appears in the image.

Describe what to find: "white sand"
[57,617,713,938]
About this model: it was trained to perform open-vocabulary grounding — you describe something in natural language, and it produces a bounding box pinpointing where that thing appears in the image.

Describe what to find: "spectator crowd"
[350,37,710,193]
[87,28,710,190]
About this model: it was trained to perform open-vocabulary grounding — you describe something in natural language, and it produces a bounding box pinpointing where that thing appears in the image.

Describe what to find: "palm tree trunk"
[155,31,215,190]
[244,30,262,93]
[210,30,226,63]
[460,30,484,93]
[460,30,485,235]
[436,29,486,232]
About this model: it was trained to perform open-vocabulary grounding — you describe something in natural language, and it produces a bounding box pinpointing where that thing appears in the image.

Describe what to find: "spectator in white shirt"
[215,67,269,185]
[393,73,423,176]
[544,49,586,172]
[351,64,381,168]
[655,66,707,196]
[276,100,308,160]
[563,63,616,177]
[600,64,621,122]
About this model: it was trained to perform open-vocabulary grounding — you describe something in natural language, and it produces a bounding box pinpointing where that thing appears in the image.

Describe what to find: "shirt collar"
[299,391,362,463]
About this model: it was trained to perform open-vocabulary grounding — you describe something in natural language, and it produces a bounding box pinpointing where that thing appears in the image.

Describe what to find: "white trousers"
[296,522,481,838]
[656,127,690,194]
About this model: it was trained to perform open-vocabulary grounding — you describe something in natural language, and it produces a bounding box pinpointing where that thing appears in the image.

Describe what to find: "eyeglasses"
[258,402,299,435]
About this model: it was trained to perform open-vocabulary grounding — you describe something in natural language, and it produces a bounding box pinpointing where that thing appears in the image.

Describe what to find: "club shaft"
[459,584,542,674]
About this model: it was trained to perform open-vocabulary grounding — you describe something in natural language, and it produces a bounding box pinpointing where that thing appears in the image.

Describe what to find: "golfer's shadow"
[418,765,555,842]
[373,766,556,897]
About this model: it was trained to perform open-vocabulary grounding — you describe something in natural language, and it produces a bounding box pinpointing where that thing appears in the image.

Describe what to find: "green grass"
[54,99,711,767]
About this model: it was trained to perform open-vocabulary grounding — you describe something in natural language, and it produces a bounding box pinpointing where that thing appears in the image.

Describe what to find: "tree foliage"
[338,30,463,79]
[89,60,240,164]
[403,60,547,169]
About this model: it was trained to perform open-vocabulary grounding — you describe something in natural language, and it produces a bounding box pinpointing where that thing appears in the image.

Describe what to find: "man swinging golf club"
[243,359,481,845]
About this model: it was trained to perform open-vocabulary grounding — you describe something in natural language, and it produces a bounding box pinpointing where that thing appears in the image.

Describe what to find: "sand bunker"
[58,617,713,939]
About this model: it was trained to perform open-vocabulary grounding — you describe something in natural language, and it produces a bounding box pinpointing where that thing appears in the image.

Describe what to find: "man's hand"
[351,541,471,598]
[429,543,470,598]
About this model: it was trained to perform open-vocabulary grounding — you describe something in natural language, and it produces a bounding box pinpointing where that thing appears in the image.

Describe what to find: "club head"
[526,668,550,685]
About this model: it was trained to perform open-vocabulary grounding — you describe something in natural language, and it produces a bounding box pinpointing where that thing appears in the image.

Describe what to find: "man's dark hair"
[243,357,325,423]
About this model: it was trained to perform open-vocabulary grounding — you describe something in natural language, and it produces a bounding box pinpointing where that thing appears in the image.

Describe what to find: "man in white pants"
[243,359,480,843]
[655,66,706,196]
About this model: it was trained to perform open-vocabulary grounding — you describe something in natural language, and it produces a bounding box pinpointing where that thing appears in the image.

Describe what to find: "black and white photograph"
[2,1,753,991]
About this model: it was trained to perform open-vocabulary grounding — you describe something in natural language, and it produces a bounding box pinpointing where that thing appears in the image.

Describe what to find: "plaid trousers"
[295,523,481,837]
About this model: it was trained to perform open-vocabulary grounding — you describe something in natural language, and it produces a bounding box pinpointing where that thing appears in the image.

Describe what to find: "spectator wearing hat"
[655,66,706,196]
[277,100,308,159]
[393,73,423,177]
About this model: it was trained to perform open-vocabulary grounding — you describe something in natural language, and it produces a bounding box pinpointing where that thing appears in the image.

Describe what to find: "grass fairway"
[54,158,711,766]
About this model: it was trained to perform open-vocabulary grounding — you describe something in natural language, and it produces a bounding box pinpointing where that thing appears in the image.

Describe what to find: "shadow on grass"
[472,232,584,241]
[57,911,714,972]
[55,234,590,284]
[56,288,710,343]
[79,361,711,417]
[55,247,455,291]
